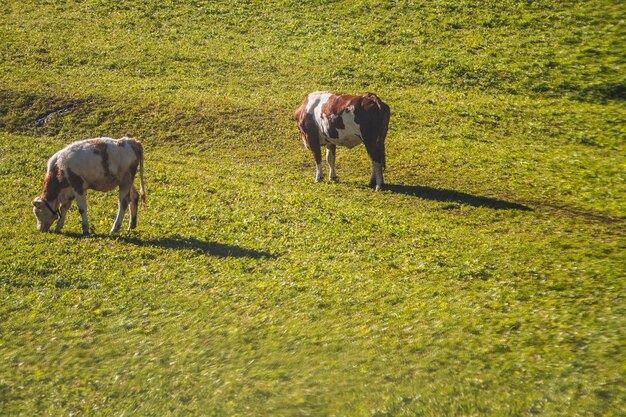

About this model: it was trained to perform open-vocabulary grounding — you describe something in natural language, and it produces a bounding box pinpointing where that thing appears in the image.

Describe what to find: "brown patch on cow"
[294,96,311,139]
[41,163,69,202]
[294,100,309,140]
[294,96,309,125]
[322,94,361,117]
[90,140,112,178]
[361,92,383,111]
[66,168,84,194]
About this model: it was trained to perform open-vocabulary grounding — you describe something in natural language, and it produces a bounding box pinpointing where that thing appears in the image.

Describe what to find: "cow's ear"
[33,198,45,209]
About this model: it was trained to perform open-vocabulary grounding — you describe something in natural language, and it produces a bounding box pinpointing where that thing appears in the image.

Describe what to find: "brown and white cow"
[32,137,146,235]
[294,91,390,190]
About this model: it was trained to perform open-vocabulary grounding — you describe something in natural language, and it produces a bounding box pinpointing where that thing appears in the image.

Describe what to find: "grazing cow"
[294,91,390,190]
[32,137,146,235]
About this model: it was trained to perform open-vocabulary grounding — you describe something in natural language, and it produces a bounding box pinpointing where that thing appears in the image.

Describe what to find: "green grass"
[1,0,624,416]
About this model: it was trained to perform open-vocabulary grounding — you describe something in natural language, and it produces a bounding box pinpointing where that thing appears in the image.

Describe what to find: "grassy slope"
[1,0,624,416]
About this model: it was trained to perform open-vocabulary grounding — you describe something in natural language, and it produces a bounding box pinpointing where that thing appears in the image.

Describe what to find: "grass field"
[1,0,625,416]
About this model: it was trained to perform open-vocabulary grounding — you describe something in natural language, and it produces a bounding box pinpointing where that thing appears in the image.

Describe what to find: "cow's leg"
[75,194,90,235]
[54,199,72,233]
[314,164,323,182]
[301,125,324,183]
[308,140,324,183]
[128,185,139,230]
[364,137,384,191]
[370,161,384,191]
[326,145,338,182]
[112,183,131,233]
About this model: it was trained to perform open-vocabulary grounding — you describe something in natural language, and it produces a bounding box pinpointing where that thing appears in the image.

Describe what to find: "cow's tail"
[378,102,390,171]
[130,139,147,210]
[139,145,147,210]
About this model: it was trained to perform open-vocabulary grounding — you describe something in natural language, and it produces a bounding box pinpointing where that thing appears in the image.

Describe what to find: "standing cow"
[294,91,390,190]
[32,137,146,235]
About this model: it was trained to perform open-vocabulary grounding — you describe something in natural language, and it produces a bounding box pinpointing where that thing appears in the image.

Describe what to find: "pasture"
[1,0,624,416]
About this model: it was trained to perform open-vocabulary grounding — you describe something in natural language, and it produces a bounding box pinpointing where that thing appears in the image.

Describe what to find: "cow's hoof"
[329,176,339,183]
[375,184,383,191]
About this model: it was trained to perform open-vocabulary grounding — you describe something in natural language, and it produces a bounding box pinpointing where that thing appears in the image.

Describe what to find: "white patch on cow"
[331,106,363,149]
[305,91,332,114]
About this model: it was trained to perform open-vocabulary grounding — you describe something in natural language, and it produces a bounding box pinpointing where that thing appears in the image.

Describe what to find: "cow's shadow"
[123,235,277,259]
[70,233,277,259]
[385,184,533,211]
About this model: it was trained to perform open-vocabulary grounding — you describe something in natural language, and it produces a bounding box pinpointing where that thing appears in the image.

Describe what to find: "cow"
[32,137,146,235]
[294,91,390,190]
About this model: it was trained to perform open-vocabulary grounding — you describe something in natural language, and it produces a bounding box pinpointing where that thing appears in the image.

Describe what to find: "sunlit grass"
[0,1,624,416]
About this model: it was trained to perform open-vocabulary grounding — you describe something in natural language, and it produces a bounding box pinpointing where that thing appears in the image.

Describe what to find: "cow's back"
[56,138,139,191]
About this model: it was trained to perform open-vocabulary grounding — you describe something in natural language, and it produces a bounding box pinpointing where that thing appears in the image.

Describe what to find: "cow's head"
[32,197,59,232]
